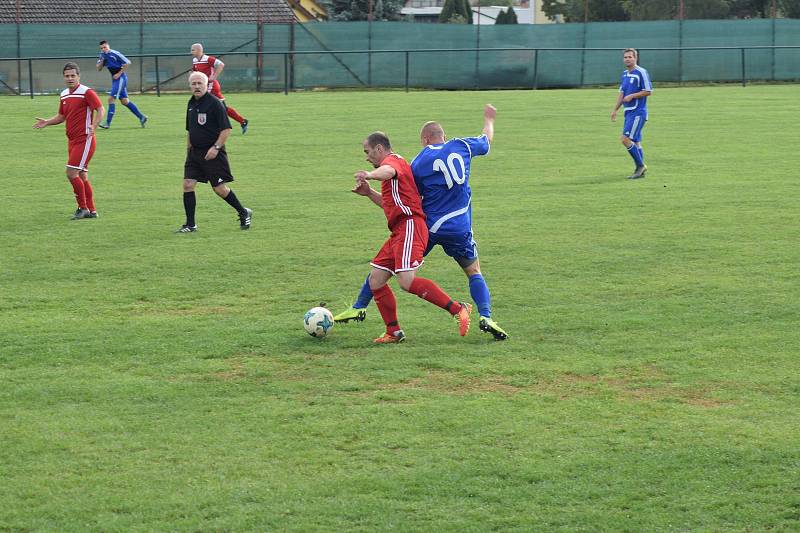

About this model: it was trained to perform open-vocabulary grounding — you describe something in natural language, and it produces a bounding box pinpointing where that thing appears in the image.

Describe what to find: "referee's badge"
[197,113,207,125]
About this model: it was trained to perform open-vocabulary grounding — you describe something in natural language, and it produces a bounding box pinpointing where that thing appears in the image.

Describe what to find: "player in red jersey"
[33,62,105,220]
[190,43,249,134]
[351,132,472,344]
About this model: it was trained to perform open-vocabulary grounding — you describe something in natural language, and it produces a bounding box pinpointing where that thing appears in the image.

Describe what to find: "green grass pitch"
[2,85,799,530]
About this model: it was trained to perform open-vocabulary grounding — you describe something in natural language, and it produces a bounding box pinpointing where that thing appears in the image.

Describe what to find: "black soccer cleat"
[88,211,99,219]
[241,119,249,135]
[71,208,91,220]
[239,208,252,230]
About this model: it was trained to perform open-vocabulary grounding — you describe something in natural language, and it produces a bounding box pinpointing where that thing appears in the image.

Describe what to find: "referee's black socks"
[223,189,246,215]
[183,191,196,227]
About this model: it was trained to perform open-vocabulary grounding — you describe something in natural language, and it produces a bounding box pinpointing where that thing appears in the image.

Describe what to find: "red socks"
[372,284,400,335]
[69,177,87,209]
[409,277,458,313]
[226,106,245,125]
[82,179,95,212]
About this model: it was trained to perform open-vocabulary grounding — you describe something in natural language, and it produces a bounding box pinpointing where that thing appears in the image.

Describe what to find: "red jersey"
[58,84,102,141]
[379,153,425,229]
[192,54,222,78]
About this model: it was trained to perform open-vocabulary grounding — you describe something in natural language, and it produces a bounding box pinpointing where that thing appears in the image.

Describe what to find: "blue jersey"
[98,49,131,76]
[410,135,490,235]
[619,65,652,115]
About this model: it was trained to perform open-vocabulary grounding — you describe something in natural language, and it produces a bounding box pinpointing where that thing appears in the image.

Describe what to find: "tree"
[321,0,404,20]
[780,0,800,17]
[496,5,518,23]
[542,0,629,22]
[439,0,473,23]
[623,0,729,19]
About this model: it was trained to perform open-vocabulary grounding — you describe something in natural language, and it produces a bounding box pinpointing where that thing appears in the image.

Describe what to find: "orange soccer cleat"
[373,330,406,344]
[455,302,472,336]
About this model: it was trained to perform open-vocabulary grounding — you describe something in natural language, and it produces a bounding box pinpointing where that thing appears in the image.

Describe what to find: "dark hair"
[366,131,391,151]
[99,40,108,46]
[63,62,80,74]
[623,48,638,59]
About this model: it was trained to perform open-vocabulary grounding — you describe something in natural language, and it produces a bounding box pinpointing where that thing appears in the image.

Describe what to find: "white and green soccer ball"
[304,306,334,338]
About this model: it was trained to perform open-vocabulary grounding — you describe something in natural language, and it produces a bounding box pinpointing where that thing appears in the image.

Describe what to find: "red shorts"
[67,136,96,171]
[210,79,225,100]
[371,216,428,274]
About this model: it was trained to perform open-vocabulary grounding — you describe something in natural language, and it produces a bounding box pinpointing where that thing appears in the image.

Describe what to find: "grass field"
[2,85,799,531]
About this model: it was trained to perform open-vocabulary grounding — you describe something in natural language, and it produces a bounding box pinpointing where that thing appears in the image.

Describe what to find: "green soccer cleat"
[479,316,508,341]
[334,306,367,323]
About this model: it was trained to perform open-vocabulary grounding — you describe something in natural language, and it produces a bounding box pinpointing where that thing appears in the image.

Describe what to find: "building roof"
[0,0,296,24]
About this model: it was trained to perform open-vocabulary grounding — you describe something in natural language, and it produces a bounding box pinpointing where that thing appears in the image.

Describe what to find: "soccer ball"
[303,306,334,338]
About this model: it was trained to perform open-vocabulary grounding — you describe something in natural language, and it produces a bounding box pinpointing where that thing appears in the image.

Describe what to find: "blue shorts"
[108,74,128,99]
[424,230,478,267]
[623,112,647,143]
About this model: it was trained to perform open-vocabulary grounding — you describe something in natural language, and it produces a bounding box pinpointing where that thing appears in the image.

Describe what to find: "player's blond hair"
[623,48,638,59]
[420,121,445,141]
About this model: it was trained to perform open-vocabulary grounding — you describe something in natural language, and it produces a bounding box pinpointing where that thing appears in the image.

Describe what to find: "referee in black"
[177,71,252,233]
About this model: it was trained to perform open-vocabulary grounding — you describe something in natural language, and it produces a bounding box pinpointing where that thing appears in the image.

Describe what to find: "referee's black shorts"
[184,146,234,185]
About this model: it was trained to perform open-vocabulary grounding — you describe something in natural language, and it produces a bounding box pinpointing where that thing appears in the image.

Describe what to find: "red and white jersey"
[58,84,102,141]
[192,54,223,78]
[378,153,425,229]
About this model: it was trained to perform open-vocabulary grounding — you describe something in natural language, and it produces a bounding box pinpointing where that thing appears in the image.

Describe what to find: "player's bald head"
[420,121,445,144]
[191,43,204,58]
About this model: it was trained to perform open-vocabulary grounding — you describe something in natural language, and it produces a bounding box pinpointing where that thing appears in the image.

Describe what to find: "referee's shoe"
[239,207,253,230]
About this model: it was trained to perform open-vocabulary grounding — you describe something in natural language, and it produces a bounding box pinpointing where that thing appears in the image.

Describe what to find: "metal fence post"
[405,51,409,93]
[155,55,161,97]
[284,53,289,95]
[741,47,746,87]
[532,49,539,90]
[28,58,33,99]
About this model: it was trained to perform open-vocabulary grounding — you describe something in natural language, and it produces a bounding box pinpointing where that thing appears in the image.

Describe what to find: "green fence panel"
[775,19,800,80]
[2,20,800,93]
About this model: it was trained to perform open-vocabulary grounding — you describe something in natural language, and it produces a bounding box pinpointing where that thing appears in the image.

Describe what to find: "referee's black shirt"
[186,92,232,151]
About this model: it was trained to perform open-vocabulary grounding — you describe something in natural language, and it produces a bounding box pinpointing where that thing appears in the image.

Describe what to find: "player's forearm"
[215,129,232,147]
[119,64,129,74]
[482,121,494,143]
[46,114,65,126]
[93,107,105,129]
[367,189,382,206]
[214,64,224,80]
[364,165,396,182]
[613,94,624,110]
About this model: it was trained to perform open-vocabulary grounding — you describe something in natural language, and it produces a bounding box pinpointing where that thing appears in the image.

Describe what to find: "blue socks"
[353,275,373,309]
[352,272,493,318]
[469,273,492,318]
[106,103,116,125]
[627,143,644,167]
[125,101,144,119]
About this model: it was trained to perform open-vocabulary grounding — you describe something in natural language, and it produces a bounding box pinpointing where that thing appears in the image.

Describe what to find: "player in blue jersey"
[96,40,147,129]
[611,48,652,179]
[334,104,508,340]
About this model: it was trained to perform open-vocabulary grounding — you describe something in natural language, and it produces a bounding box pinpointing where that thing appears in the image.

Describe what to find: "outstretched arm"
[482,104,496,143]
[33,114,65,129]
